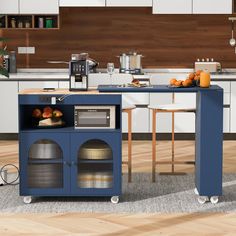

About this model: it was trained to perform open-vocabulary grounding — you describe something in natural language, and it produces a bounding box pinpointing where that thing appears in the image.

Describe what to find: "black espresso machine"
[69,53,99,91]
[69,54,89,91]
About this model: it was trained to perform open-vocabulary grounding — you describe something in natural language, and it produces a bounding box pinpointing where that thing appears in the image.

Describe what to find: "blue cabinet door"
[19,132,70,196]
[70,132,122,197]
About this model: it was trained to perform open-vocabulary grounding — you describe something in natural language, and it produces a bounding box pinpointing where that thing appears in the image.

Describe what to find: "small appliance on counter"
[195,58,221,73]
[69,53,89,91]
[118,52,143,74]
[69,53,99,91]
[74,105,116,129]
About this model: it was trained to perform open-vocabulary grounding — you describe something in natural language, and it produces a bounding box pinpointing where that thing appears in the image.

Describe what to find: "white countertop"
[1,68,236,81]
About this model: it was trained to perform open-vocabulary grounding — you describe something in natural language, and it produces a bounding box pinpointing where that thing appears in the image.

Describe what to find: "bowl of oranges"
[169,70,202,88]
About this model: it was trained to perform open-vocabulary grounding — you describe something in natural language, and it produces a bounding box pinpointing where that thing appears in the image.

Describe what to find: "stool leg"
[152,110,156,182]
[172,112,175,173]
[127,109,132,183]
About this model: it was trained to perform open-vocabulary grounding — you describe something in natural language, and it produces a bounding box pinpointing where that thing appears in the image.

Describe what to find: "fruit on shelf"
[195,70,202,76]
[32,108,42,118]
[170,78,177,85]
[42,111,53,119]
[169,70,203,88]
[189,73,195,80]
[43,106,53,114]
[175,80,182,87]
[32,106,63,121]
[53,109,63,118]
[182,79,192,87]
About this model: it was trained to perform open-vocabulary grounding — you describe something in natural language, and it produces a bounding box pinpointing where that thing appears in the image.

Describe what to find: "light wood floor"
[0,140,236,235]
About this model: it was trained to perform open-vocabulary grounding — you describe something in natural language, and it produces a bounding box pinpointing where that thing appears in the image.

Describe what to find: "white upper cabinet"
[0,0,19,14]
[59,0,106,7]
[153,0,192,14]
[106,0,152,7]
[193,0,232,14]
[20,0,59,14]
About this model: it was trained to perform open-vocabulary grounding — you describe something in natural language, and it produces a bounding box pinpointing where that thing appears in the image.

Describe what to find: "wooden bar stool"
[122,101,136,183]
[148,94,196,182]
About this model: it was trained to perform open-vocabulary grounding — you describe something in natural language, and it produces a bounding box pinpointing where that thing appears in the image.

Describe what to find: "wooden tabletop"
[19,88,121,95]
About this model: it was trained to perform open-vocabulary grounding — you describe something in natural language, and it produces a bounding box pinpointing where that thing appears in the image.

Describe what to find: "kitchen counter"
[1,68,236,81]
[0,73,69,81]
[18,90,122,202]
[97,84,223,201]
[98,84,222,93]
[19,88,118,95]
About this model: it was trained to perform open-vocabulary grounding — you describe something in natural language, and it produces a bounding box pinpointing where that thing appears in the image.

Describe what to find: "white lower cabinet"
[224,108,230,133]
[122,93,149,105]
[174,93,196,133]
[149,93,172,133]
[149,93,196,133]
[231,82,236,132]
[19,81,59,91]
[122,108,149,133]
[211,81,231,133]
[122,93,149,133]
[0,82,18,133]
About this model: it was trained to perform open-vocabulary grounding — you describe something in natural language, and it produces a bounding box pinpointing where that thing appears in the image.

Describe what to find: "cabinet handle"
[64,161,72,166]
[71,161,77,166]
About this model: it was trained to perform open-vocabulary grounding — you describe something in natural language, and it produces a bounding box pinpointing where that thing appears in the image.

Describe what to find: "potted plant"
[0,37,9,78]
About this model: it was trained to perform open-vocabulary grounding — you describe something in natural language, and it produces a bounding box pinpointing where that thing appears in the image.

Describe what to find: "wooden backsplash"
[1,7,235,68]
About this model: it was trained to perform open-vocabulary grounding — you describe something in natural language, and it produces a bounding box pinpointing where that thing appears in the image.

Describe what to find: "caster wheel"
[111,196,119,204]
[23,196,33,204]
[194,188,199,195]
[210,196,219,204]
[197,196,209,204]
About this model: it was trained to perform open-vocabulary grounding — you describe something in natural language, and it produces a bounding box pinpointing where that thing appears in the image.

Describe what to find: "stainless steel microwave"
[74,106,116,129]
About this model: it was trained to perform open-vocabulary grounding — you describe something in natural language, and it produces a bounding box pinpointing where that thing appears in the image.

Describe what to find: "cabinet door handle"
[64,161,72,166]
[71,161,77,166]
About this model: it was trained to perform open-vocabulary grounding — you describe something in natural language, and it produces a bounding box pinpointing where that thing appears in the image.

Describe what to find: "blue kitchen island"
[98,85,224,204]
[19,90,122,204]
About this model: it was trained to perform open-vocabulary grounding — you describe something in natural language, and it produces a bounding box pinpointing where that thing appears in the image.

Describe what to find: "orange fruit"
[170,78,177,85]
[189,73,195,80]
[196,70,202,76]
[175,80,182,87]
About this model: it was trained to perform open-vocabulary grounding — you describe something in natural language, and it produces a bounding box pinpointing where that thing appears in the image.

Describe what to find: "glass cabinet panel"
[29,139,62,160]
[79,139,112,160]
[77,139,113,189]
[28,163,63,188]
[27,139,63,188]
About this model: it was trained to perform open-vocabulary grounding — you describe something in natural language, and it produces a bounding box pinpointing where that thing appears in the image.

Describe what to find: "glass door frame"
[70,132,122,196]
[19,132,71,196]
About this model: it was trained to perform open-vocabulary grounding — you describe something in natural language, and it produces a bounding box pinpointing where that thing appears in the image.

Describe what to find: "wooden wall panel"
[2,8,235,68]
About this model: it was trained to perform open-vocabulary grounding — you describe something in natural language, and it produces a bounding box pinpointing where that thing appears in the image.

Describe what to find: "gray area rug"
[0,173,236,213]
